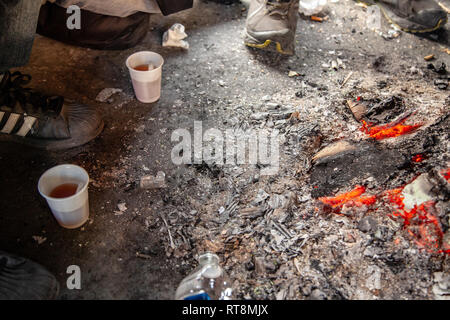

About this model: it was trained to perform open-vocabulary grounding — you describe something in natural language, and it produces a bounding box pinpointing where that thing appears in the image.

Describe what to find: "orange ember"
[412,154,425,163]
[360,118,422,140]
[319,181,448,254]
[442,168,450,181]
[318,166,449,253]
[383,186,446,254]
[319,186,376,210]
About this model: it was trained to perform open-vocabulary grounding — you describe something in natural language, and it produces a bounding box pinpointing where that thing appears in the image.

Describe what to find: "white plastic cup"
[126,51,164,103]
[38,164,90,229]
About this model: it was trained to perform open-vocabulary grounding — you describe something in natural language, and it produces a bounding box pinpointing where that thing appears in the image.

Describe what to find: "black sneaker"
[357,0,448,33]
[0,71,104,150]
[0,251,59,300]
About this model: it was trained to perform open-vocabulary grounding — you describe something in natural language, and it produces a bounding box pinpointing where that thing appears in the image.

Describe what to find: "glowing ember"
[360,118,422,140]
[319,186,376,210]
[318,179,449,254]
[411,154,425,163]
[383,186,445,254]
[442,168,450,181]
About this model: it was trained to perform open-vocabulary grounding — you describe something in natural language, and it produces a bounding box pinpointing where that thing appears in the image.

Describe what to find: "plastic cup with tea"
[126,51,164,103]
[38,164,90,229]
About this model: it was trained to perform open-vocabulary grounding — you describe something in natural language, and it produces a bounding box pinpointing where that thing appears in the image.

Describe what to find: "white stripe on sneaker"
[16,116,37,137]
[0,113,20,134]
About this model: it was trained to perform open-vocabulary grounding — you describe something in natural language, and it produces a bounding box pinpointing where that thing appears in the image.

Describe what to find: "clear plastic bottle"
[299,0,327,16]
[175,252,233,300]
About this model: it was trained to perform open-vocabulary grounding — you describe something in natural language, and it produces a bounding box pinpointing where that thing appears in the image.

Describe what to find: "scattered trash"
[114,202,127,215]
[428,62,448,75]
[175,252,233,300]
[331,60,338,70]
[424,54,435,61]
[380,25,401,40]
[434,78,449,90]
[95,88,123,103]
[299,0,327,16]
[324,58,345,71]
[427,62,449,90]
[32,235,47,245]
[162,23,189,49]
[310,15,324,22]
[140,171,166,189]
[347,96,407,123]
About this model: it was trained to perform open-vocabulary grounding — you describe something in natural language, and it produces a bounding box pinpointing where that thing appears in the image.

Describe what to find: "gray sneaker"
[0,251,59,300]
[357,0,448,33]
[244,0,299,55]
[0,71,104,150]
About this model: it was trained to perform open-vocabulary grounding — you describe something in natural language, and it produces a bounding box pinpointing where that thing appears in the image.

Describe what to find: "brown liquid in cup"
[49,183,78,198]
[134,64,150,71]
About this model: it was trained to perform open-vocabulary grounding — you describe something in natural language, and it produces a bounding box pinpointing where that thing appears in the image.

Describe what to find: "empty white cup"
[126,51,164,103]
[38,164,90,229]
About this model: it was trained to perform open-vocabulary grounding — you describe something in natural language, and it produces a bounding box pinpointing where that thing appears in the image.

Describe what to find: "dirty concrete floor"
[0,0,449,299]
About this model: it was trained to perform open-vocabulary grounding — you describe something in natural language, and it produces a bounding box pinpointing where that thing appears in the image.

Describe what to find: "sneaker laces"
[0,71,63,118]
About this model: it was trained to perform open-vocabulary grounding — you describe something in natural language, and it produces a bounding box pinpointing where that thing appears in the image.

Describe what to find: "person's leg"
[37,2,151,50]
[0,69,104,150]
[53,0,162,18]
[36,0,195,50]
[0,0,43,72]
[53,0,194,17]
[0,251,59,300]
[0,1,104,150]
[244,0,299,55]
[155,0,193,15]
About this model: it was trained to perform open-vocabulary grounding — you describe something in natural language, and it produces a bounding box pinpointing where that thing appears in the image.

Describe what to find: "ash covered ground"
[0,0,449,299]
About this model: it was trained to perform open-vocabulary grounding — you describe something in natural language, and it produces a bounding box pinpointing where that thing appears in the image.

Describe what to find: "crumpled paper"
[162,23,189,49]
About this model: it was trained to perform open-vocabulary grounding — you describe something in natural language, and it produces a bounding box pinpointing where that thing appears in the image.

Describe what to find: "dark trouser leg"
[156,0,193,15]
[0,0,42,72]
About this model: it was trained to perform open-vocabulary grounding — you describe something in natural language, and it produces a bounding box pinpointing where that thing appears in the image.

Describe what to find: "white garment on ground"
[53,0,161,17]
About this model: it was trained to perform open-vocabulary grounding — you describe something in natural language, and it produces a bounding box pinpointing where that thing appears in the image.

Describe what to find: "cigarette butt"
[424,54,435,61]
[311,16,323,22]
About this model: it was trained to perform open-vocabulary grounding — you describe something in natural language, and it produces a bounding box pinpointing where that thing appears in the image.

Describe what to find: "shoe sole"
[0,119,104,151]
[356,0,448,33]
[244,31,294,55]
